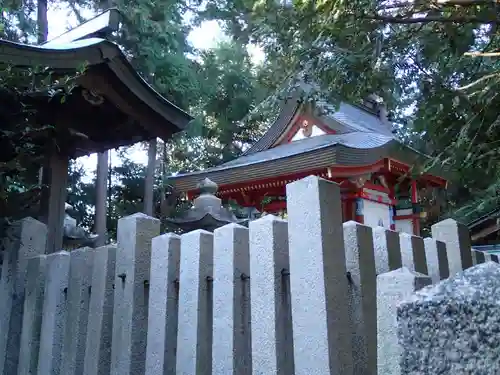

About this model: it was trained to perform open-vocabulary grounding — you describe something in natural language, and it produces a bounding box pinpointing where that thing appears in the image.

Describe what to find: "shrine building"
[168,89,447,236]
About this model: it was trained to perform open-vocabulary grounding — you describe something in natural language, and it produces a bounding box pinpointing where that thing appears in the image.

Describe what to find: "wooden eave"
[170,138,447,193]
[0,38,193,156]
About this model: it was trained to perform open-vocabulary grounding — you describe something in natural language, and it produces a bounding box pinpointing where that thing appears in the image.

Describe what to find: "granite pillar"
[490,253,499,263]
[212,224,251,375]
[249,215,294,375]
[423,238,449,284]
[17,255,47,375]
[61,247,95,375]
[110,213,160,375]
[0,217,47,375]
[377,268,431,375]
[84,245,117,375]
[285,176,353,375]
[343,221,377,375]
[399,233,428,274]
[145,234,180,375]
[176,230,214,375]
[372,227,402,275]
[398,262,500,374]
[472,250,485,265]
[37,251,71,375]
[431,218,473,275]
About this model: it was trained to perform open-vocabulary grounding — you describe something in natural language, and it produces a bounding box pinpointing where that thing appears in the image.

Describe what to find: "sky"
[46,6,264,179]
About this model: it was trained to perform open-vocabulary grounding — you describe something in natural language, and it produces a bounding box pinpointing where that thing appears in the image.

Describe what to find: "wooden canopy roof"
[0,36,193,157]
[169,90,447,193]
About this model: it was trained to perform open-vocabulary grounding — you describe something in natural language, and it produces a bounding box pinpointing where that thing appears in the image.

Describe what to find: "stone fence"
[0,175,496,375]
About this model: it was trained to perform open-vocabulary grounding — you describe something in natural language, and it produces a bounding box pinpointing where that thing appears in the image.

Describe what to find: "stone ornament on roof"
[197,177,218,195]
[165,177,244,232]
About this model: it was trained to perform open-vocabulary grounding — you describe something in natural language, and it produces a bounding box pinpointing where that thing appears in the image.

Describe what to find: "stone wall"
[0,175,495,375]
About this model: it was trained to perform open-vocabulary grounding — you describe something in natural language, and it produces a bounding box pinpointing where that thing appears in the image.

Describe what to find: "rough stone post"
[372,227,402,275]
[110,213,160,375]
[84,245,117,375]
[37,251,71,375]
[486,253,499,263]
[423,238,449,283]
[0,217,47,375]
[212,224,251,375]
[431,218,473,274]
[472,250,485,265]
[398,262,500,373]
[176,230,214,375]
[377,268,431,375]
[249,215,294,375]
[61,247,95,375]
[399,233,428,274]
[18,255,47,375]
[343,221,377,375]
[145,234,180,375]
[286,176,353,375]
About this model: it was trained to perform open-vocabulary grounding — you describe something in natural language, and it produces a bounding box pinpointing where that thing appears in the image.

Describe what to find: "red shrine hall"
[169,91,447,236]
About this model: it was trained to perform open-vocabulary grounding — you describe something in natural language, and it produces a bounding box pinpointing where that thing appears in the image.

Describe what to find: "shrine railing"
[0,175,492,375]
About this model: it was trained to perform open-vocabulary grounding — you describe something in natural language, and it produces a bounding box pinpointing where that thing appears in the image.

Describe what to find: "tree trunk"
[95,151,108,246]
[36,0,48,184]
[37,0,48,44]
[144,138,157,216]
[160,140,167,217]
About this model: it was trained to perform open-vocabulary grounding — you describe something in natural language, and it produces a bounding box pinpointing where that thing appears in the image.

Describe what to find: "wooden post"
[39,151,69,253]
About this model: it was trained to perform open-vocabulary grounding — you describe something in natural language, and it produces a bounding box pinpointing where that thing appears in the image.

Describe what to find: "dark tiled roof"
[0,37,193,130]
[243,95,393,157]
[242,96,302,155]
[168,133,415,192]
[317,101,393,136]
[222,132,393,170]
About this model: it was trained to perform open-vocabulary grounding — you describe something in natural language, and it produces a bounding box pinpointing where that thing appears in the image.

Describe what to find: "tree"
[197,0,500,223]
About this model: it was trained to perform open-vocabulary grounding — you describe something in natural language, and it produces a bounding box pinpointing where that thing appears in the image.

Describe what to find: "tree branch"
[464,51,500,56]
[457,71,500,90]
[377,0,500,11]
[365,14,500,24]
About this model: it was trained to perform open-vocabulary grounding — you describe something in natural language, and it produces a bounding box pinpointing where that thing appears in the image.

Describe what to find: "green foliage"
[198,0,500,222]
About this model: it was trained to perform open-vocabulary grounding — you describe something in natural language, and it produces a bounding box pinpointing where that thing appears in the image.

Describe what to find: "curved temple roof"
[0,37,193,140]
[168,132,435,193]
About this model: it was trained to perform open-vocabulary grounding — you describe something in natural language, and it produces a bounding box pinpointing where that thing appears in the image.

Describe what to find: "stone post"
[84,245,117,375]
[110,213,160,375]
[423,238,449,283]
[0,217,47,375]
[343,221,377,375]
[398,262,500,373]
[286,176,353,375]
[399,233,428,274]
[145,234,181,375]
[37,251,71,375]
[212,224,251,375]
[372,227,402,275]
[249,215,294,375]
[431,218,473,275]
[176,230,214,375]
[61,247,95,375]
[17,255,47,375]
[377,268,431,375]
[472,250,485,265]
[485,253,499,263]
